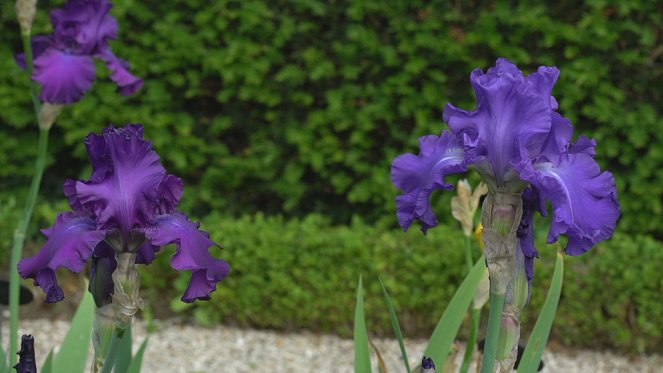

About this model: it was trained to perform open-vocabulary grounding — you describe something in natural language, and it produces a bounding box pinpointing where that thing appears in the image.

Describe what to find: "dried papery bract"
[15,0,37,34]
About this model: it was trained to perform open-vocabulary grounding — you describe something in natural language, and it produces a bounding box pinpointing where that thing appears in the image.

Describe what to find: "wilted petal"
[65,125,167,231]
[517,188,539,285]
[144,213,230,302]
[391,131,466,232]
[443,58,554,185]
[17,212,106,302]
[32,48,95,104]
[88,242,117,307]
[518,146,620,255]
[98,49,144,96]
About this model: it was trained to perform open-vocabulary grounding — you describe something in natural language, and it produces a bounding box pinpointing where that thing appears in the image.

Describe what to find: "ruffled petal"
[443,58,554,186]
[98,49,144,96]
[51,0,117,54]
[390,131,467,232]
[65,125,168,232]
[17,212,106,302]
[144,212,230,302]
[32,48,95,104]
[517,146,620,255]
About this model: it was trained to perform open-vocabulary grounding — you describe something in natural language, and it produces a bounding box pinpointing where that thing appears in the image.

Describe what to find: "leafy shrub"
[1,0,662,236]
[139,213,663,353]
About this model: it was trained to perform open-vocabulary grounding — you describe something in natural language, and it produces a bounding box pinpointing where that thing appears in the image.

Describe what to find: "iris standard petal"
[391,131,467,232]
[144,213,230,302]
[98,49,144,96]
[443,58,553,185]
[51,0,118,55]
[518,148,619,255]
[65,125,167,231]
[17,212,106,302]
[32,48,95,104]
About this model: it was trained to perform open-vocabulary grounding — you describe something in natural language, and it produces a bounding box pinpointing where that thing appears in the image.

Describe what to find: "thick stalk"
[8,127,49,366]
[478,190,523,373]
[99,327,126,373]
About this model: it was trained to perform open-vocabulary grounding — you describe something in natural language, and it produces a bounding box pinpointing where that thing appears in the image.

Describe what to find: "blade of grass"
[424,256,486,367]
[53,290,95,373]
[517,249,564,373]
[369,339,388,373]
[41,349,54,373]
[354,276,372,373]
[378,277,410,373]
[126,338,149,373]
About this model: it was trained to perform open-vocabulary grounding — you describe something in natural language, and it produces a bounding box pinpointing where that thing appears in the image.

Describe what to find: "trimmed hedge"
[136,213,663,353]
[1,0,662,235]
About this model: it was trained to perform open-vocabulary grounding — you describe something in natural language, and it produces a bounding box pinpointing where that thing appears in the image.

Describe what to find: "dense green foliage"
[1,0,662,234]
[2,0,663,354]
[135,214,663,353]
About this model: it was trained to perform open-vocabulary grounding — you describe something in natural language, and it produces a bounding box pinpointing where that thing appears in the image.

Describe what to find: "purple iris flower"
[15,0,142,104]
[18,125,230,303]
[391,58,619,260]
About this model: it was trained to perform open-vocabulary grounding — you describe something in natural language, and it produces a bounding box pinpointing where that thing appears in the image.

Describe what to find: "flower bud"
[13,335,36,373]
[15,0,37,34]
[451,179,487,236]
[38,103,64,130]
[421,356,436,373]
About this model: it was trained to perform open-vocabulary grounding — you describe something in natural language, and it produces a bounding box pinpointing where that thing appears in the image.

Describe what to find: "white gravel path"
[4,318,663,372]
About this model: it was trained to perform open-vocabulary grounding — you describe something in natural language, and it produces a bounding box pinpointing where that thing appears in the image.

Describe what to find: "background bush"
[1,0,663,354]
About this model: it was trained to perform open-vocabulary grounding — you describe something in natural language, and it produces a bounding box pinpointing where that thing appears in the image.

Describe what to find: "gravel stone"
[3,318,663,372]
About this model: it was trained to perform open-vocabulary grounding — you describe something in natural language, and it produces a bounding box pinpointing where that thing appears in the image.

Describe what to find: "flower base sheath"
[18,125,230,304]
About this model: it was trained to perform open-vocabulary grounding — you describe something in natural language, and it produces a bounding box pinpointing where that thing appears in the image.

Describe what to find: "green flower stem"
[480,289,506,373]
[8,29,48,366]
[8,127,50,366]
[460,307,481,373]
[21,31,42,114]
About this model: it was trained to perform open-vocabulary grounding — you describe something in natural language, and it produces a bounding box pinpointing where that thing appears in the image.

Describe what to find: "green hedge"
[135,213,663,353]
[1,0,662,235]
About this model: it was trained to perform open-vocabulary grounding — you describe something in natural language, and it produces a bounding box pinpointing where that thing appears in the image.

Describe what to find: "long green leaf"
[115,324,133,373]
[378,277,410,373]
[54,290,95,373]
[517,249,564,373]
[0,345,8,373]
[126,338,149,373]
[424,256,486,367]
[40,349,54,373]
[354,276,372,373]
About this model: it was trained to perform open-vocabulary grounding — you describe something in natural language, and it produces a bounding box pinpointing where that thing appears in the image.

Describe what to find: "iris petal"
[144,213,230,302]
[17,212,106,302]
[32,48,95,104]
[51,0,118,54]
[390,131,466,232]
[98,49,144,96]
[518,146,620,255]
[65,125,167,231]
[443,58,554,185]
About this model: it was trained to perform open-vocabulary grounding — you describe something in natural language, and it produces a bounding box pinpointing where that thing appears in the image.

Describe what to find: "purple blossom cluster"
[391,58,620,282]
[16,0,142,104]
[18,125,230,303]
